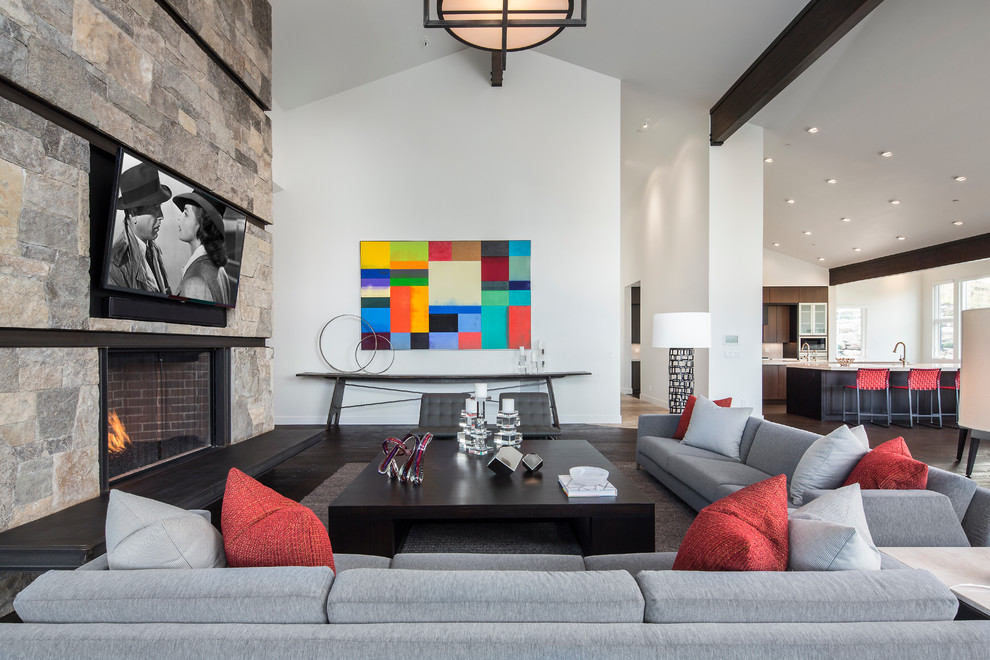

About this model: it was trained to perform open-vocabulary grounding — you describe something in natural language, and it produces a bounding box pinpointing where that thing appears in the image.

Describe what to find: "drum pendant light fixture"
[424,0,587,86]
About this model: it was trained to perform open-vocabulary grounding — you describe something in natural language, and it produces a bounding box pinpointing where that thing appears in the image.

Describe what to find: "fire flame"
[107,410,132,455]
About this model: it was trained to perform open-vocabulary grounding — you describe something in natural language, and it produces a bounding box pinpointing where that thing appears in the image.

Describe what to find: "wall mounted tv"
[90,147,248,326]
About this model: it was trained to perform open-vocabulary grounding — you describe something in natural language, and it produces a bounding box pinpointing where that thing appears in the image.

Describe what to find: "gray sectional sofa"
[3,551,990,659]
[637,413,990,547]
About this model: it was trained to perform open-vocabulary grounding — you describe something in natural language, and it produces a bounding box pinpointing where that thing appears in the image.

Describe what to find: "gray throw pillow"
[105,490,226,570]
[788,483,881,571]
[789,424,869,505]
[680,395,753,461]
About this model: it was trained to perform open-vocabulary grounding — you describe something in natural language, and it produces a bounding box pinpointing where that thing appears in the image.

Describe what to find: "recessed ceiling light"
[896,236,907,241]
[853,247,862,252]
[786,199,796,204]
[764,157,773,163]
[954,176,967,182]
[889,199,901,205]
[840,217,852,223]
[772,242,780,247]
[803,231,812,236]
[880,151,893,158]
[817,257,825,261]
[826,178,837,184]
[953,220,964,226]
[806,127,819,134]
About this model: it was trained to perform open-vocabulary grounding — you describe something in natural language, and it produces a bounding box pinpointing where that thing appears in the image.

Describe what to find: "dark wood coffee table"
[327,439,655,557]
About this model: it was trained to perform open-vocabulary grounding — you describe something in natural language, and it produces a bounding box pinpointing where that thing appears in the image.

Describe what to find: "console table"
[296,371,591,429]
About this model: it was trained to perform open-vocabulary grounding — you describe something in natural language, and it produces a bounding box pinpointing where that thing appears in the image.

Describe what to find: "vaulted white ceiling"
[271,0,990,270]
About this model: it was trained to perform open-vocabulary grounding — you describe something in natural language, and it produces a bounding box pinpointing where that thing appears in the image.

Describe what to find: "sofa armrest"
[858,490,970,547]
[962,486,990,547]
[637,414,680,439]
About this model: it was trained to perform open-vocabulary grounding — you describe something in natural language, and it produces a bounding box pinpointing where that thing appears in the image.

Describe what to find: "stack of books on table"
[558,475,618,497]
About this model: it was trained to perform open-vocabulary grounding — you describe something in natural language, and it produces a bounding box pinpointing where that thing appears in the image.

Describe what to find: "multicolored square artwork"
[360,241,531,350]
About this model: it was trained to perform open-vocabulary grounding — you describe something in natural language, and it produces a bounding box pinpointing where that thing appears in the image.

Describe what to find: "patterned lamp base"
[668,348,696,414]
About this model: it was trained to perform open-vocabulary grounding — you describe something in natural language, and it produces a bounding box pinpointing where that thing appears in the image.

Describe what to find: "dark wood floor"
[259,397,989,500]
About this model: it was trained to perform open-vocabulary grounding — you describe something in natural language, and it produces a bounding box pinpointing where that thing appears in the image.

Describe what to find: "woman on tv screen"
[173,192,233,305]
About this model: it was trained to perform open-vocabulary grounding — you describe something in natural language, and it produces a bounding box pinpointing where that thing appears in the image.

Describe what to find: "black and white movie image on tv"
[103,151,246,308]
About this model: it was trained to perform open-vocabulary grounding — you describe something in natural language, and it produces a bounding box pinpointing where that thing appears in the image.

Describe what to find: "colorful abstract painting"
[360,241,531,350]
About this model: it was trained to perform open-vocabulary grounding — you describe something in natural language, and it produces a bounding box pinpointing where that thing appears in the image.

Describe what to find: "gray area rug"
[299,461,695,554]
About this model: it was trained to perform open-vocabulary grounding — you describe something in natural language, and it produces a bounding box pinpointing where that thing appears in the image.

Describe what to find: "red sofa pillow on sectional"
[221,468,335,571]
[673,474,789,571]
[843,437,928,490]
[673,395,733,440]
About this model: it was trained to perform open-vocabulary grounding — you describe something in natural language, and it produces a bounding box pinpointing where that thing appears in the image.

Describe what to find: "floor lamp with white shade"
[652,312,711,414]
[958,308,990,477]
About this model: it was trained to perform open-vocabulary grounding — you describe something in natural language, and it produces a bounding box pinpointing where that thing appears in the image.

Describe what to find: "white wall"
[709,123,764,412]
[831,272,923,362]
[271,51,621,424]
[763,249,829,285]
[620,84,711,408]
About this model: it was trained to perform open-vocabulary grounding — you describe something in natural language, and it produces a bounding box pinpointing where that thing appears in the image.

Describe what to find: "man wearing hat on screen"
[107,163,173,295]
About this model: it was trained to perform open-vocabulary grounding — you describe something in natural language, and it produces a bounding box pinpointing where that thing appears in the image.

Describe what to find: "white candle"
[519,346,525,356]
[503,398,515,414]
[475,383,487,399]
[465,398,477,414]
[530,351,538,363]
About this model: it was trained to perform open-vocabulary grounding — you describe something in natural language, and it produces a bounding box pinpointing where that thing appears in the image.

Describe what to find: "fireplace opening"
[102,348,229,485]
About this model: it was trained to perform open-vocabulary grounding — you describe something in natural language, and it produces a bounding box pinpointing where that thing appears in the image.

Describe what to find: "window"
[933,281,955,360]
[962,276,990,310]
[835,307,865,358]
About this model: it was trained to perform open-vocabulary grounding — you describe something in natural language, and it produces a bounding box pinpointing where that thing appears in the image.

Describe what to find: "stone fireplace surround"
[0,0,276,616]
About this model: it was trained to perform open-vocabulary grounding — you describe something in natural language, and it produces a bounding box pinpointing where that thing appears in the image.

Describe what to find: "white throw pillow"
[680,395,753,461]
[105,490,226,570]
[788,483,881,571]
[789,424,869,505]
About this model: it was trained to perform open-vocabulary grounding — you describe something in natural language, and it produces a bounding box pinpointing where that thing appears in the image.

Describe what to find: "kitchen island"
[784,362,960,421]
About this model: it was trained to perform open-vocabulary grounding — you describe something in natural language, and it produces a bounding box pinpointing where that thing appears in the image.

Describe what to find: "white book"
[558,475,617,497]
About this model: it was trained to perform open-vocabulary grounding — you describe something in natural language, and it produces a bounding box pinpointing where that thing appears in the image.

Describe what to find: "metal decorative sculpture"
[378,432,433,485]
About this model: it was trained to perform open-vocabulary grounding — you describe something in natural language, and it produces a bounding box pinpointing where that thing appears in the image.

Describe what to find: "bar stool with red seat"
[842,368,891,427]
[891,368,943,428]
[941,369,960,426]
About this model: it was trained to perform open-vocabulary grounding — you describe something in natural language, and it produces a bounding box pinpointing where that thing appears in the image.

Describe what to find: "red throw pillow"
[673,395,733,440]
[221,468,335,571]
[843,437,928,490]
[673,474,788,571]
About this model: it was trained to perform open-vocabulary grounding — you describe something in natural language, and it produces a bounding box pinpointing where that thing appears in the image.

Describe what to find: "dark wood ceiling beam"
[710,0,885,146]
[829,233,990,286]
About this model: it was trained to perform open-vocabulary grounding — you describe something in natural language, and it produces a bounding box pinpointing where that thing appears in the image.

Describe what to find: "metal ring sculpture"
[318,314,395,375]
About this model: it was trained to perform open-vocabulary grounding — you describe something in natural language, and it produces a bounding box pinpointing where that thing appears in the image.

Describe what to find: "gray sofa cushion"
[637,434,737,472]
[789,483,881,571]
[635,570,958,623]
[390,552,585,571]
[744,420,820,482]
[104,490,226,570]
[681,397,753,460]
[788,425,869,506]
[666,454,770,503]
[583,552,677,573]
[326,568,644,623]
[14,566,334,624]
